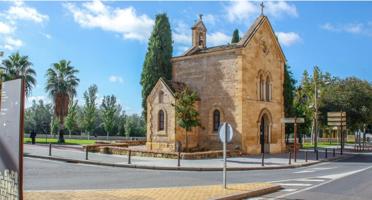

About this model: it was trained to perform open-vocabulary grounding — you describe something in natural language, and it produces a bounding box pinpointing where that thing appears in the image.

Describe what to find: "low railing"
[24,134,146,141]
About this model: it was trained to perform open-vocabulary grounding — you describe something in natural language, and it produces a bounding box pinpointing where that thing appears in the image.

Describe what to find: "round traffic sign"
[218,122,234,143]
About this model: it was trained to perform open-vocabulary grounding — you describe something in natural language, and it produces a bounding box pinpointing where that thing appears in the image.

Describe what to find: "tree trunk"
[58,123,65,143]
[107,131,109,141]
[69,130,71,138]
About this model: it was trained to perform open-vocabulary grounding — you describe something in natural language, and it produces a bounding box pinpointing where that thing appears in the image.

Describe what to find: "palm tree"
[45,60,79,143]
[0,52,37,95]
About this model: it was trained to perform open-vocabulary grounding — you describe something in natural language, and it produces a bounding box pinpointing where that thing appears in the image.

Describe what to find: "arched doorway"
[260,114,271,153]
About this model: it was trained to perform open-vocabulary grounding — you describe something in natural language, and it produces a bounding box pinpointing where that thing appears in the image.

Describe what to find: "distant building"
[146,14,286,154]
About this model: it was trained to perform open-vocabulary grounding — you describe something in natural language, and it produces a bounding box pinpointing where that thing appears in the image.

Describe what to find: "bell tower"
[192,14,207,48]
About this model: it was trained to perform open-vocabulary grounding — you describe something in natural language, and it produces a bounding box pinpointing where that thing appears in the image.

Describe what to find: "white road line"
[293,170,314,174]
[282,188,297,192]
[279,183,312,187]
[296,178,325,182]
[276,165,372,198]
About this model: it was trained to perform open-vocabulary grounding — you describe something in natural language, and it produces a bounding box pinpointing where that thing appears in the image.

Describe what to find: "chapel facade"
[146,14,286,154]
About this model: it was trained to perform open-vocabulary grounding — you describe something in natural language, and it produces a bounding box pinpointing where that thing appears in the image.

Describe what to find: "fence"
[0,170,18,200]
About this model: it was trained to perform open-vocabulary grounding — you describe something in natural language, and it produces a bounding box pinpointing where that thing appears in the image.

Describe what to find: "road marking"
[293,170,314,174]
[282,188,297,192]
[276,165,372,198]
[296,178,325,182]
[279,183,312,187]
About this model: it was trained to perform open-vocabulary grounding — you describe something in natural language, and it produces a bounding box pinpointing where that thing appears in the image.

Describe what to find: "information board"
[0,79,25,200]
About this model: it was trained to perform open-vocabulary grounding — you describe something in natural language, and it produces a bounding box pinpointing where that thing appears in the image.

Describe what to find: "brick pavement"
[25,183,279,200]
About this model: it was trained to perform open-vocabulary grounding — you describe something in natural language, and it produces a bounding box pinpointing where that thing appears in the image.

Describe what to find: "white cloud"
[321,22,372,36]
[109,75,124,83]
[226,0,257,22]
[26,95,49,107]
[275,32,301,46]
[41,33,52,39]
[64,0,154,42]
[202,14,218,26]
[7,1,49,23]
[225,1,298,23]
[0,22,14,34]
[207,32,230,46]
[3,36,23,50]
[265,1,298,18]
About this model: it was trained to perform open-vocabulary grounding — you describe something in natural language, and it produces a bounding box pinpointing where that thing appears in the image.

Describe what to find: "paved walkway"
[25,182,279,200]
[24,144,342,169]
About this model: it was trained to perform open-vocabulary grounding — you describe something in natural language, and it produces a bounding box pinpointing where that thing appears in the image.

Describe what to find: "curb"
[212,185,282,200]
[24,153,351,171]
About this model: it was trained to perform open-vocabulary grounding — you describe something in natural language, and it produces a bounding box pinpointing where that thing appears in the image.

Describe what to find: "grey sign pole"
[223,125,227,189]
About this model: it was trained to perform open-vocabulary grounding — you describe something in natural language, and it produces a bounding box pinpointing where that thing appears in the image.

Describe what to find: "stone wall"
[240,19,285,154]
[146,80,177,152]
[0,170,18,200]
[172,50,242,151]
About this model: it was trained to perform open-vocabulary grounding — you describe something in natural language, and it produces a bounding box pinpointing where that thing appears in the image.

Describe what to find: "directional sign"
[327,112,346,117]
[218,122,234,143]
[281,118,305,124]
[327,117,346,122]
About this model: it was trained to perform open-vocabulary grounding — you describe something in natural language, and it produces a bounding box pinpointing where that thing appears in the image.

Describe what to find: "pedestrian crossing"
[248,177,331,199]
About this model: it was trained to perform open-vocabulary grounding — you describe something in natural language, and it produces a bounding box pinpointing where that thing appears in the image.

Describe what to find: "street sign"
[327,112,346,117]
[327,122,347,126]
[327,117,346,122]
[218,122,234,189]
[218,122,234,143]
[281,117,305,124]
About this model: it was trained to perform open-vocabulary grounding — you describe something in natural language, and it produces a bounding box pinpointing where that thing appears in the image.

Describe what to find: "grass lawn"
[302,142,341,149]
[24,138,96,145]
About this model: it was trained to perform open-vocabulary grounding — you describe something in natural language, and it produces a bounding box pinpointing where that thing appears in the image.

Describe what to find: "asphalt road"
[24,152,372,199]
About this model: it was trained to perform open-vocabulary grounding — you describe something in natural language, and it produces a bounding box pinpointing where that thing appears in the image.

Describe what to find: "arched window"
[158,91,164,103]
[158,110,165,131]
[265,75,271,101]
[213,110,221,132]
[260,74,265,101]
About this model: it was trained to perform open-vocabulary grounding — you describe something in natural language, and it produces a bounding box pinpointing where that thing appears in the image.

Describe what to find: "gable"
[147,78,175,104]
[238,16,286,62]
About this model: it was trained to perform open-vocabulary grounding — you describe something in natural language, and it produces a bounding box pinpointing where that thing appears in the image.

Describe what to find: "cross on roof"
[260,2,265,16]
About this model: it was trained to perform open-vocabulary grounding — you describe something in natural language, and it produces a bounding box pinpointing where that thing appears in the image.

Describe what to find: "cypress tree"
[140,13,173,118]
[231,29,240,43]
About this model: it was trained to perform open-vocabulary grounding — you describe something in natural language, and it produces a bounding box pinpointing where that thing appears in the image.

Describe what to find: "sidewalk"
[25,182,281,200]
[24,144,343,170]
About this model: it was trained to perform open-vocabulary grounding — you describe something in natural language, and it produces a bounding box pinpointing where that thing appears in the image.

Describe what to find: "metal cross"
[199,14,203,20]
[260,2,265,15]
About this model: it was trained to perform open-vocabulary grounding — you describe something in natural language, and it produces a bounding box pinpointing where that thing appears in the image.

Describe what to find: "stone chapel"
[146,13,286,154]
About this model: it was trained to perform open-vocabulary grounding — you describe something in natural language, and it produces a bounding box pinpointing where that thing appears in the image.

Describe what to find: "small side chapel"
[146,12,286,154]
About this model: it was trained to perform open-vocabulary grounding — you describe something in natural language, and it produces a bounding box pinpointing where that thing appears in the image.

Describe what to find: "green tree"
[64,100,78,138]
[101,95,118,140]
[231,29,240,43]
[124,114,146,137]
[45,60,79,143]
[174,88,201,152]
[283,63,296,144]
[0,52,36,95]
[141,13,173,118]
[83,84,98,139]
[50,116,60,136]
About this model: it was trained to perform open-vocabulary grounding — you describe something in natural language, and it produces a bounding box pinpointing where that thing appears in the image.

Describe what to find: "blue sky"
[0,1,372,114]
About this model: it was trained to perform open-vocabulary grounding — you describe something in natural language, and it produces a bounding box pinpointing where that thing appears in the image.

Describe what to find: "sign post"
[0,79,25,200]
[327,112,346,155]
[218,122,233,189]
[282,117,304,162]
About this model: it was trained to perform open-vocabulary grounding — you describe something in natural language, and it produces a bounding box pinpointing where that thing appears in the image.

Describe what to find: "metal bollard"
[128,150,132,164]
[261,153,265,167]
[49,143,52,156]
[177,151,181,167]
[288,152,292,165]
[333,148,336,157]
[305,151,308,162]
[85,148,89,160]
[316,150,319,160]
